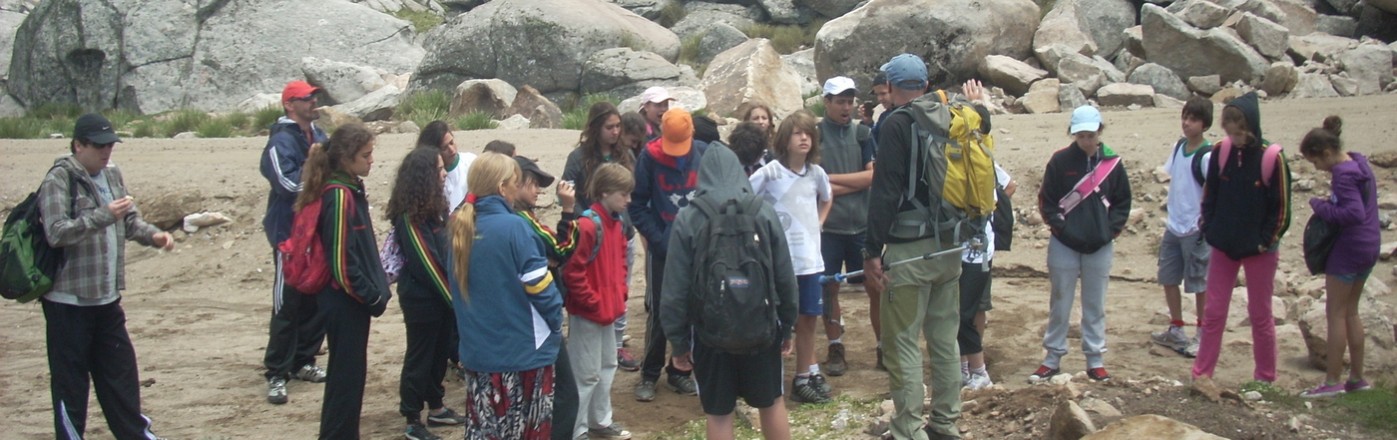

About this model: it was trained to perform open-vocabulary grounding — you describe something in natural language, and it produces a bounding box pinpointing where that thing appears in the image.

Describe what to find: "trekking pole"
[820,237,983,285]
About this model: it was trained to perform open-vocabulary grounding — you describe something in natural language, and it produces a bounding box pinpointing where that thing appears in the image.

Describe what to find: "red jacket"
[562,203,628,325]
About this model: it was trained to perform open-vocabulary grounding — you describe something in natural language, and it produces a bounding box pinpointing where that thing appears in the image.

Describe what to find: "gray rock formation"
[411,0,679,96]
[8,0,422,114]
[798,0,864,18]
[782,48,821,98]
[580,47,696,99]
[1259,61,1298,96]
[1186,75,1223,95]
[1096,83,1156,107]
[1059,83,1089,110]
[697,23,750,65]
[1289,72,1339,98]
[757,0,810,25]
[1336,43,1394,95]
[814,0,1039,91]
[505,85,563,129]
[331,85,402,122]
[1141,4,1268,84]
[1128,63,1190,100]
[1033,0,1136,58]
[671,2,760,40]
[1022,78,1062,114]
[1233,13,1289,60]
[607,0,678,21]
[980,55,1048,96]
[1176,0,1230,29]
[450,79,516,118]
[302,57,389,105]
[700,39,804,118]
[1289,33,1358,63]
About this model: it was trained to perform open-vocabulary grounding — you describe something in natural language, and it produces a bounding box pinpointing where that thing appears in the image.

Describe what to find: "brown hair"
[736,101,776,141]
[295,123,375,211]
[1299,116,1343,158]
[449,153,520,302]
[483,140,516,156]
[385,146,448,225]
[772,110,821,166]
[578,101,635,174]
[586,162,636,203]
[1221,106,1256,147]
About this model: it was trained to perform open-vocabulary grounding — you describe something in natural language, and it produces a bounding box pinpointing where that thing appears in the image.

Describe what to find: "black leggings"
[957,260,992,355]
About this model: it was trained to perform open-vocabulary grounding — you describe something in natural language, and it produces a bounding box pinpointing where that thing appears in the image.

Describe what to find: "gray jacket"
[39,156,160,304]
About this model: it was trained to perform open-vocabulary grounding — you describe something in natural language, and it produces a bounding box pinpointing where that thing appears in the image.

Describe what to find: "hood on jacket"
[695,143,752,201]
[1226,92,1265,146]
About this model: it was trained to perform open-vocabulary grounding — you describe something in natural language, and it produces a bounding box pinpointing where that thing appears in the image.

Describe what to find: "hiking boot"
[1086,367,1111,382]
[267,377,288,404]
[667,374,698,395]
[923,425,963,440]
[1150,326,1192,357]
[634,378,657,402]
[588,423,633,440]
[1300,382,1346,399]
[1028,365,1060,384]
[824,343,848,376]
[964,371,993,391]
[875,347,886,371]
[617,348,640,372]
[293,364,328,383]
[791,377,831,404]
[811,372,833,397]
[1346,379,1372,392]
[426,408,466,426]
[405,422,441,440]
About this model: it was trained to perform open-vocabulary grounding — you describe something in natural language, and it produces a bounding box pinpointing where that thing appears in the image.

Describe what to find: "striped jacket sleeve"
[517,229,562,332]
[323,186,380,304]
[400,217,451,305]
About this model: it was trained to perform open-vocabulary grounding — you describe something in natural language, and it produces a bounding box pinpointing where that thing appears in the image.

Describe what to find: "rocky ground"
[2,95,1396,439]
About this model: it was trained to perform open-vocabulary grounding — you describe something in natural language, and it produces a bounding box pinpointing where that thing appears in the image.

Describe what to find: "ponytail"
[450,201,477,302]
[294,122,375,211]
[449,152,521,302]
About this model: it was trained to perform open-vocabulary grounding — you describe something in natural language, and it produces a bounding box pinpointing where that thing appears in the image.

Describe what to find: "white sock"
[809,364,821,375]
[971,366,987,376]
[829,338,842,346]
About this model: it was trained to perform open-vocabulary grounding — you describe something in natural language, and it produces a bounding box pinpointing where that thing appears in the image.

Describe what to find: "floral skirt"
[465,365,554,440]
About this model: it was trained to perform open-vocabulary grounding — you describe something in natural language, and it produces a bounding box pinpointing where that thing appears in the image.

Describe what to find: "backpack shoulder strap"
[1260,143,1282,187]
[580,208,604,263]
[1190,141,1212,185]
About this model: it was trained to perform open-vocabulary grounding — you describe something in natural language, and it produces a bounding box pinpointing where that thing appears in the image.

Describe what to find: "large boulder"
[1356,4,1397,42]
[1259,61,1298,96]
[782,49,821,98]
[330,84,402,122]
[696,23,750,66]
[505,85,563,129]
[1049,400,1097,440]
[980,55,1048,96]
[1289,33,1358,63]
[1336,43,1394,95]
[1370,0,1397,14]
[1096,83,1156,107]
[1233,13,1290,60]
[1141,4,1269,84]
[1316,15,1358,38]
[757,0,809,25]
[1256,0,1318,36]
[7,0,422,114]
[607,0,679,21]
[671,2,760,40]
[1176,0,1230,29]
[450,79,517,118]
[351,0,446,14]
[1059,83,1089,110]
[0,7,23,80]
[1033,0,1136,58]
[1083,415,1227,440]
[1128,63,1190,100]
[1021,78,1062,114]
[814,0,1039,90]
[579,48,695,99]
[700,38,805,118]
[302,57,389,105]
[1289,72,1339,98]
[411,0,679,96]
[798,0,864,18]
[1056,53,1123,96]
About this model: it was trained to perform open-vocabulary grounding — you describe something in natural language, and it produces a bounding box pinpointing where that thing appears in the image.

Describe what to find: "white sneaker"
[294,364,328,383]
[1150,326,1191,357]
[1184,335,1200,358]
[964,371,994,390]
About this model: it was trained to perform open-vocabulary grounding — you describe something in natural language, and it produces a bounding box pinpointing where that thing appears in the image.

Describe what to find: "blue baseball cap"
[880,54,928,91]
[1069,105,1103,134]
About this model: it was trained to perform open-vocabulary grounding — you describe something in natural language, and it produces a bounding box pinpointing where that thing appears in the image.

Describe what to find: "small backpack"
[888,90,997,247]
[688,195,780,354]
[991,183,1014,251]
[1,168,72,302]
[1171,138,1212,185]
[278,184,348,294]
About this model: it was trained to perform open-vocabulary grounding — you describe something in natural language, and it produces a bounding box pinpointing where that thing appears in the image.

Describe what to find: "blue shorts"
[821,232,865,284]
[796,274,823,316]
[1332,266,1373,284]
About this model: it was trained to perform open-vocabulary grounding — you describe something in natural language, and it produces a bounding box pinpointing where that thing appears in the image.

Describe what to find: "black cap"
[73,113,121,144]
[514,156,555,187]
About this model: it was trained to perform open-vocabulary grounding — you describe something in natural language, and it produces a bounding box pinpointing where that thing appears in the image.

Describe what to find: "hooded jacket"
[38,156,161,305]
[628,137,707,258]
[452,195,564,373]
[260,117,328,249]
[392,214,452,324]
[1310,152,1380,274]
[659,144,799,356]
[319,174,391,315]
[561,202,628,325]
[1037,143,1133,254]
[1201,92,1292,260]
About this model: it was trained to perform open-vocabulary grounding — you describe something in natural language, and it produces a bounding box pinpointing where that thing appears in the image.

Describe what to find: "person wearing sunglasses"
[37,113,176,440]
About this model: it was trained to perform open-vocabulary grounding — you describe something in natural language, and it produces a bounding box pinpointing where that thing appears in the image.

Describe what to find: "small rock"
[395,120,420,134]
[1051,373,1073,385]
[1049,400,1097,440]
[173,131,198,139]
[1191,376,1223,403]
[1243,390,1263,401]
[1288,416,1300,432]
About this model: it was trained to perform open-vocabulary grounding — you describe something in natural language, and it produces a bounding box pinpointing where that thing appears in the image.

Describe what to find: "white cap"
[822,76,857,96]
[640,86,674,107]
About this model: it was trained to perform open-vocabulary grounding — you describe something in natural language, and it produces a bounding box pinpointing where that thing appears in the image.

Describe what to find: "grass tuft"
[742,19,826,54]
[561,94,619,130]
[195,118,235,138]
[397,90,452,130]
[160,109,210,138]
[394,9,445,33]
[454,112,498,131]
[253,105,284,131]
[658,1,687,28]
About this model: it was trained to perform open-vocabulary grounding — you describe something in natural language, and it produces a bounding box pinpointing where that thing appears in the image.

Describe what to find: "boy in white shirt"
[1151,97,1214,358]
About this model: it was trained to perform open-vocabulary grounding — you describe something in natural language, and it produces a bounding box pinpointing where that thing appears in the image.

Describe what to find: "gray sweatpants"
[1043,237,1113,370]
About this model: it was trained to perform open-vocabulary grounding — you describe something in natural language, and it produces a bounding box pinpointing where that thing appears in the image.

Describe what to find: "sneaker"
[923,425,963,440]
[1028,365,1060,384]
[875,347,886,371]
[1184,335,1200,358]
[811,372,834,397]
[426,408,466,426]
[1300,382,1346,399]
[266,377,288,404]
[824,343,848,376]
[634,378,657,402]
[1346,379,1372,392]
[791,376,831,403]
[961,364,971,387]
[1086,367,1111,382]
[293,364,328,383]
[964,371,994,390]
[667,374,698,395]
[405,422,441,440]
[617,348,640,372]
[588,423,633,440]
[1150,326,1191,357]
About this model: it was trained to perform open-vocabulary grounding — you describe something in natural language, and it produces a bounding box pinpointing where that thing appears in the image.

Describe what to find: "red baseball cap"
[281,80,320,104]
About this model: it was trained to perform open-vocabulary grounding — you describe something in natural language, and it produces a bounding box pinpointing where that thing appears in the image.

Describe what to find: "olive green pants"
[881,237,962,439]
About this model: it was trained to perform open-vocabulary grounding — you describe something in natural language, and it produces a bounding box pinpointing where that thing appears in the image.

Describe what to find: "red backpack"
[278,184,348,294]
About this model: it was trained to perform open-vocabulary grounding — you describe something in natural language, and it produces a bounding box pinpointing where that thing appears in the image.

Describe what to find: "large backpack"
[888,91,997,247]
[277,184,348,294]
[688,195,780,354]
[1,167,72,302]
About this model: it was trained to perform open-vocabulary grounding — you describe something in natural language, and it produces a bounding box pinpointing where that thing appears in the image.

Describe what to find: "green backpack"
[1,167,72,302]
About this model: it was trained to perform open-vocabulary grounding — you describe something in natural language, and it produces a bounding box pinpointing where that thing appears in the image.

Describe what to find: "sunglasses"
[289,95,317,103]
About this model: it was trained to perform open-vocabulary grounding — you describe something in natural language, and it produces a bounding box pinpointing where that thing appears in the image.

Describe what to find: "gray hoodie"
[660,144,799,356]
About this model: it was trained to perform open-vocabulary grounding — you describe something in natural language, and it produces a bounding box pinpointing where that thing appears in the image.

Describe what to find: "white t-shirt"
[444,152,477,212]
[750,161,832,276]
[1163,139,1210,236]
[963,164,1012,264]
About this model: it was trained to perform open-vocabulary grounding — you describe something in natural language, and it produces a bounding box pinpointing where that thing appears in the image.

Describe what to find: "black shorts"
[692,336,784,415]
[821,232,865,284]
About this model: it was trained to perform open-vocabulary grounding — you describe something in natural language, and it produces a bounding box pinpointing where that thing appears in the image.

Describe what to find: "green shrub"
[742,19,826,54]
[131,120,157,138]
[454,111,497,131]
[395,9,445,33]
[658,1,687,28]
[101,109,143,131]
[195,118,234,138]
[0,117,49,139]
[561,94,619,130]
[222,112,252,131]
[679,34,704,65]
[398,90,452,129]
[29,102,83,120]
[160,109,210,138]
[253,105,284,130]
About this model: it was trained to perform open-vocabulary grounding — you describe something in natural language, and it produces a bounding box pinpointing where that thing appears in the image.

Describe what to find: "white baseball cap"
[640,86,675,106]
[822,76,857,96]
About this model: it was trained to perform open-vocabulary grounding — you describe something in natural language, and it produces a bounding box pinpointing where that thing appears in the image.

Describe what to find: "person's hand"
[152,232,175,251]
[671,352,693,371]
[962,79,987,103]
[107,197,134,218]
[863,257,887,294]
[780,338,793,357]
[557,180,577,213]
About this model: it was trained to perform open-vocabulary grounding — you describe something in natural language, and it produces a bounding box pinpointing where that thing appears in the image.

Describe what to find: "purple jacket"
[1310,152,1381,275]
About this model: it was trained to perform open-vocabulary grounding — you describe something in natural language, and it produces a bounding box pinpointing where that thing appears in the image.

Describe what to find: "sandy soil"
[3,95,1396,439]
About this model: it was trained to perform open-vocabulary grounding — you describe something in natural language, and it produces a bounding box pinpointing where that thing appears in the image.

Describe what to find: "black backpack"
[688,195,779,354]
[1173,138,1211,185]
[991,184,1014,251]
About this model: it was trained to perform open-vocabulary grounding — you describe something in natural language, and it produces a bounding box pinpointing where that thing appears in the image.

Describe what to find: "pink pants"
[1191,249,1278,382]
